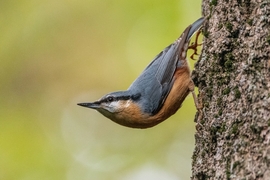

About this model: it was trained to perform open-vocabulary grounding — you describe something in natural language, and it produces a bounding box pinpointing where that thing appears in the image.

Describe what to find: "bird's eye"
[107,96,114,102]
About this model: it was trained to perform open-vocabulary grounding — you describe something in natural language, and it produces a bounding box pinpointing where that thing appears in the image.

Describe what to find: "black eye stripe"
[100,93,140,103]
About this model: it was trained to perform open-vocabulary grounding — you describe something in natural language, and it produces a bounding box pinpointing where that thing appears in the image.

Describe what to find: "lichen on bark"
[191,0,270,179]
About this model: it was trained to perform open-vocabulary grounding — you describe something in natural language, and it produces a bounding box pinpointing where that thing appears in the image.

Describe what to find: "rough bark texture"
[191,0,270,179]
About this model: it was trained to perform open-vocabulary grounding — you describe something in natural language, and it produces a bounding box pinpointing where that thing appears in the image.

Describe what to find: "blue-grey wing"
[128,17,204,114]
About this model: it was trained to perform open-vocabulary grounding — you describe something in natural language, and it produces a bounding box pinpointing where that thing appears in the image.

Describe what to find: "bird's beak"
[77,101,101,109]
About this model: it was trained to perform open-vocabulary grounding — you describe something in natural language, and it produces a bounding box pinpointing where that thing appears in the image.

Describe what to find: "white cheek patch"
[103,100,132,113]
[110,101,119,107]
[106,101,121,113]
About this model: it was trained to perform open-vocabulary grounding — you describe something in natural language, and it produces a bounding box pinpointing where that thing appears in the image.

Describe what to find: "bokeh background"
[0,0,202,179]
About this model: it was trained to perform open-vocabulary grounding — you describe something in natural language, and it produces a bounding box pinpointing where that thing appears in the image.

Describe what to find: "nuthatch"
[78,17,204,128]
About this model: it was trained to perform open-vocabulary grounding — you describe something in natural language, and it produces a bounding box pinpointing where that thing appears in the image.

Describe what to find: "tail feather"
[187,17,205,39]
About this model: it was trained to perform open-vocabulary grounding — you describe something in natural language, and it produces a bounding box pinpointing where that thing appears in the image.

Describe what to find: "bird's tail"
[187,17,205,40]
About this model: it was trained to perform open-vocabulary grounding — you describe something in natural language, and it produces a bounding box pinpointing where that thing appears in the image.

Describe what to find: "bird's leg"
[188,80,203,124]
[188,81,199,110]
[188,30,203,60]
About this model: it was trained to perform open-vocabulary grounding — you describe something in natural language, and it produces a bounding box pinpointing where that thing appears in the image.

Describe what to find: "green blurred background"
[0,0,202,179]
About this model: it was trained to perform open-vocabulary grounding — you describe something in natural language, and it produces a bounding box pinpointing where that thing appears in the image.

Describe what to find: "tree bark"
[191,0,270,179]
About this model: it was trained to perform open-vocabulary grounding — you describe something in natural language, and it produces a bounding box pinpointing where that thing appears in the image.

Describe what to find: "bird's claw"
[188,30,203,60]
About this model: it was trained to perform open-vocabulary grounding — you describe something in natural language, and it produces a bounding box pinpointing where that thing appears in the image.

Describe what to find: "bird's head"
[78,91,142,125]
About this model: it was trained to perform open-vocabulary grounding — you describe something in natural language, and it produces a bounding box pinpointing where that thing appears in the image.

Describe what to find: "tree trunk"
[191,0,270,179]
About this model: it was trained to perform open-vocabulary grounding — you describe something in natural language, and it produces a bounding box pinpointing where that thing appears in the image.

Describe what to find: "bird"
[78,17,204,129]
